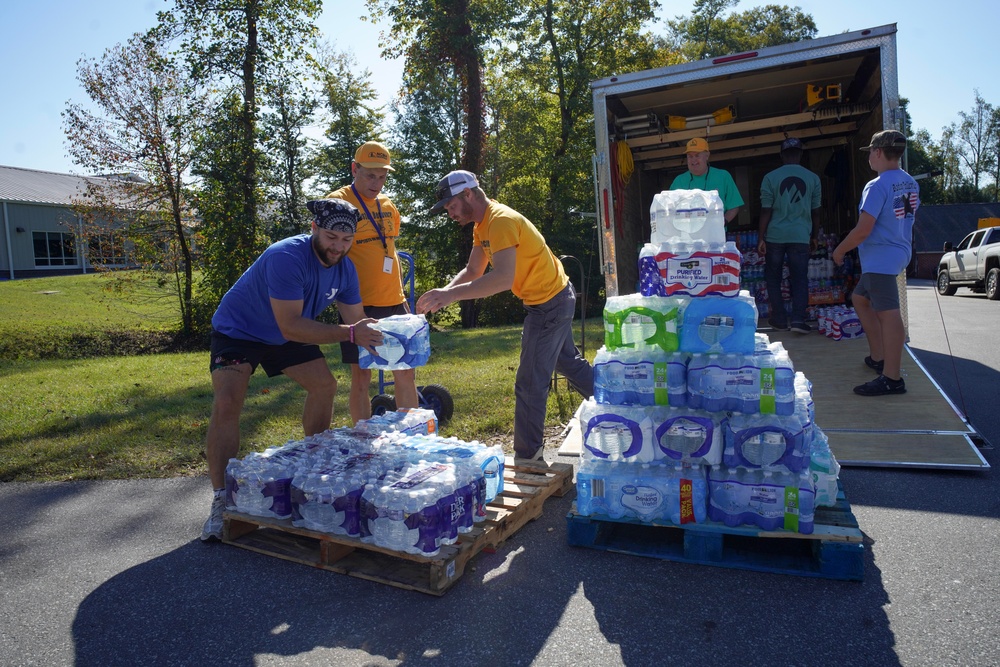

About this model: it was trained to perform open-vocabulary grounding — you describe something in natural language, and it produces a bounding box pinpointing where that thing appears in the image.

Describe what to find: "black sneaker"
[768,318,790,331]
[854,375,906,396]
[864,356,885,374]
[790,322,811,334]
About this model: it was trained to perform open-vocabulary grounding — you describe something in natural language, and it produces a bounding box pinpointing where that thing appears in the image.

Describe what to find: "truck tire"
[987,268,1000,301]
[937,270,957,296]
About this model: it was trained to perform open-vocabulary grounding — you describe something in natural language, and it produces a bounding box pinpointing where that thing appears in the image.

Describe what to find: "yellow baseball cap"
[685,137,710,153]
[354,141,395,171]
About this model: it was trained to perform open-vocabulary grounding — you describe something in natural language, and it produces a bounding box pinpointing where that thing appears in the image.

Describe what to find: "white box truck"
[591,23,903,297]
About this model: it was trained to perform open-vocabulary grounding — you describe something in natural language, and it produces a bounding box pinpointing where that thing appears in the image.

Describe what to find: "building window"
[32,231,77,267]
[87,232,128,267]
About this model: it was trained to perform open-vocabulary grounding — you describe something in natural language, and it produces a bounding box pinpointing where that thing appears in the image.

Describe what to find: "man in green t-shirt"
[757,137,822,333]
[669,137,744,223]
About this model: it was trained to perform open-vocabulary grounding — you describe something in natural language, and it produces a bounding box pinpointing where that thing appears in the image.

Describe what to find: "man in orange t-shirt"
[417,170,593,461]
[327,141,417,423]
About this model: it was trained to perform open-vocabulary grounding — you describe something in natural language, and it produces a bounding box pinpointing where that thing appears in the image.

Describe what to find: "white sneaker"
[200,494,226,542]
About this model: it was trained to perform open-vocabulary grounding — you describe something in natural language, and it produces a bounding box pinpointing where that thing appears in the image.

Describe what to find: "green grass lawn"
[0,272,181,360]
[0,272,179,331]
[0,273,601,482]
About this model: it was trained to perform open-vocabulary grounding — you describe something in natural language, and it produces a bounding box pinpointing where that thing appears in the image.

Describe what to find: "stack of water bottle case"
[576,189,841,534]
[222,313,510,558]
[223,410,506,557]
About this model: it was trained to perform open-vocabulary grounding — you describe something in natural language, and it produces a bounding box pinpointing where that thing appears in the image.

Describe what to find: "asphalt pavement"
[1,279,997,667]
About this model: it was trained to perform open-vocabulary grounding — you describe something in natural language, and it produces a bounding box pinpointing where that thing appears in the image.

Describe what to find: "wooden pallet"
[566,483,865,581]
[222,457,573,596]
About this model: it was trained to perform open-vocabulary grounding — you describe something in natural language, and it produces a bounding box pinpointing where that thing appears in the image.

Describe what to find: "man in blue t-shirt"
[201,199,383,542]
[833,130,919,397]
[757,137,822,333]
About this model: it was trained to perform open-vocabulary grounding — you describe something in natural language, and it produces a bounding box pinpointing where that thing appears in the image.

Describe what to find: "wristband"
[349,325,355,344]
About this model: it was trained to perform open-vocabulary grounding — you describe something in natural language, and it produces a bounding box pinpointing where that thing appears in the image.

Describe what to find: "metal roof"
[0,164,123,206]
[913,203,1000,253]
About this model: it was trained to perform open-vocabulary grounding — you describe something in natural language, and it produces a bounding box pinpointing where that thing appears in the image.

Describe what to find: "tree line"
[906,90,1000,205]
[61,0,993,341]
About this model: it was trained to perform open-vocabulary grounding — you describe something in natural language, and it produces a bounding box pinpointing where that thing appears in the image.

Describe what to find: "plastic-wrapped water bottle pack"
[378,432,505,503]
[649,189,726,245]
[603,294,685,352]
[575,458,708,526]
[639,240,741,298]
[354,407,438,437]
[707,464,816,534]
[358,314,431,370]
[359,459,484,556]
[224,416,507,553]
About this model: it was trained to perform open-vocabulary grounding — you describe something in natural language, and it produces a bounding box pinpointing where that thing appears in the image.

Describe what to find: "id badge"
[382,256,394,274]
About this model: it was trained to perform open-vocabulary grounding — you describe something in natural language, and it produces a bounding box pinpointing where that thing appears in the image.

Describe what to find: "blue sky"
[1,0,996,175]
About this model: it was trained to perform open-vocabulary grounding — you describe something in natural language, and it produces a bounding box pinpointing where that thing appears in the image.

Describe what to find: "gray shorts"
[853,273,900,311]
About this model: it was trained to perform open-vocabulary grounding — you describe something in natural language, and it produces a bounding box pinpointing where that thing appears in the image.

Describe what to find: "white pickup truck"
[936,225,1000,300]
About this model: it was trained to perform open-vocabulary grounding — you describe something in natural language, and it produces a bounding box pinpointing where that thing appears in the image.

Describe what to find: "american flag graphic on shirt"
[894,192,918,219]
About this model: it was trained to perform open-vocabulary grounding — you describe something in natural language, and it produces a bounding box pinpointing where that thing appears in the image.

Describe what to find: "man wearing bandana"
[200,199,383,542]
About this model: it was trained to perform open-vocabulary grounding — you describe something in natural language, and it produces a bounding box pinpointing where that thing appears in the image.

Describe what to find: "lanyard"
[351,184,389,255]
[691,166,710,189]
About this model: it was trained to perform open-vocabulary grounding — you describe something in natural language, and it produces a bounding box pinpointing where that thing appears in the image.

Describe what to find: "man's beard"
[455,198,475,225]
[312,236,345,267]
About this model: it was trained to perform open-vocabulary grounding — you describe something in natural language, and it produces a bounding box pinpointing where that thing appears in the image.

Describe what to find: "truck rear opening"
[592,23,902,298]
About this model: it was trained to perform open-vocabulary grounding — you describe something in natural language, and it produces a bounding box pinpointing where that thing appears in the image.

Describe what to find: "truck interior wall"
[614,169,646,294]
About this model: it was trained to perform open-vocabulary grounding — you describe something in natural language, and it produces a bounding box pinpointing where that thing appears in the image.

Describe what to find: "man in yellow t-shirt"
[326,141,417,423]
[417,170,593,461]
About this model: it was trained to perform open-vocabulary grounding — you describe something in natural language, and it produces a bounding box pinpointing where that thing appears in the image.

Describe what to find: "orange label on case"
[680,479,694,524]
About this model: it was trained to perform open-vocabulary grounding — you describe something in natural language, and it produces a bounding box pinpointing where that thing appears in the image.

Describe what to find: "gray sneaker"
[201,494,226,542]
[514,446,546,464]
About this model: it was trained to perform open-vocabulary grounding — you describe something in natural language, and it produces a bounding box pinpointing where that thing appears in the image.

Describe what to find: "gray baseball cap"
[429,170,479,214]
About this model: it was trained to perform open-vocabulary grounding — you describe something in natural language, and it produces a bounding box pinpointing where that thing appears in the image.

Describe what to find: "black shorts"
[210,332,325,378]
[339,302,410,364]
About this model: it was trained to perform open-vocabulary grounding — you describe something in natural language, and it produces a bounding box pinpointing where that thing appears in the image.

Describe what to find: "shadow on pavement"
[71,492,900,666]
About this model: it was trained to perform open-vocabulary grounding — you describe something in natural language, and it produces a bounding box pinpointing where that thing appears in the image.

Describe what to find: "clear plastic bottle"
[598,423,628,461]
[700,354,726,413]
[686,353,706,410]
[757,349,777,415]
[575,458,608,516]
[664,351,689,407]
[649,192,670,244]
[727,353,760,414]
[773,349,796,416]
